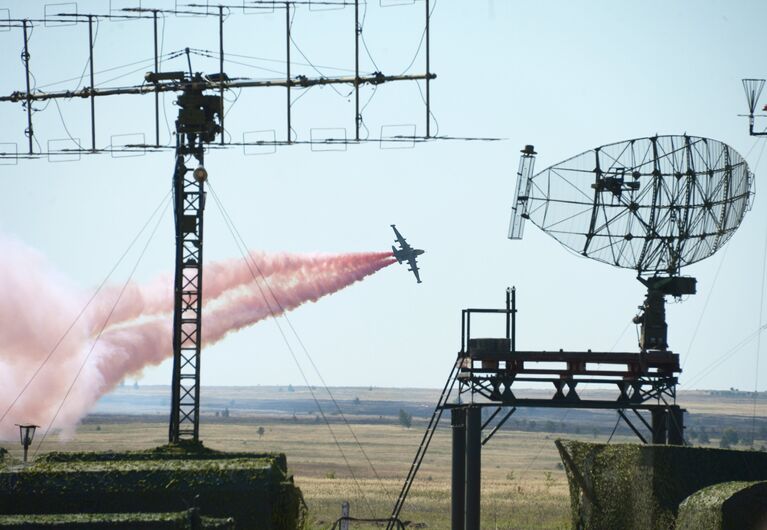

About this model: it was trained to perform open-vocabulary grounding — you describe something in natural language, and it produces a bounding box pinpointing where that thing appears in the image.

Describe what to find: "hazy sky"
[1,0,767,393]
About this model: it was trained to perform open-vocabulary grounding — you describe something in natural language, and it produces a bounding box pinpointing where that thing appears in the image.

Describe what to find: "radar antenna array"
[742,78,767,136]
[507,144,536,240]
[0,1,436,444]
[509,135,754,352]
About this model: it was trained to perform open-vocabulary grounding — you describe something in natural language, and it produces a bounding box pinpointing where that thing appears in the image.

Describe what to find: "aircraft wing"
[391,225,411,250]
[407,256,422,283]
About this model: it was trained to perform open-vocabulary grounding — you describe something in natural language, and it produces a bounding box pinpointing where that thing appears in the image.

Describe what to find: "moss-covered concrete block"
[0,508,234,529]
[0,444,306,530]
[556,439,767,530]
[676,481,767,530]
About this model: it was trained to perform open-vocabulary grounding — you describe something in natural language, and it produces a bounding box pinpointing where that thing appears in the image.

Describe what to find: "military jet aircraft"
[391,224,425,284]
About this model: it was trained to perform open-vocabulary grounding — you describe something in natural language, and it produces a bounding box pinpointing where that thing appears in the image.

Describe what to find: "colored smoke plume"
[0,233,394,440]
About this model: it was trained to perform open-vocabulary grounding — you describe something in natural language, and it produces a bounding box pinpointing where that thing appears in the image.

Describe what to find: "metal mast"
[0,7,437,446]
[168,75,221,443]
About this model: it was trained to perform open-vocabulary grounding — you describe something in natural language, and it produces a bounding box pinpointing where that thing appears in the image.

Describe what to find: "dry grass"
[4,386,760,529]
[2,417,585,529]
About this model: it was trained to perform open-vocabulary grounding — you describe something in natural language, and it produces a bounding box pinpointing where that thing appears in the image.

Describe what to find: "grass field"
[4,418,576,529]
[2,386,765,529]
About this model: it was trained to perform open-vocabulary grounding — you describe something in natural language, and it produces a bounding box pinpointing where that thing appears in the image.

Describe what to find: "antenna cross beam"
[0,73,436,103]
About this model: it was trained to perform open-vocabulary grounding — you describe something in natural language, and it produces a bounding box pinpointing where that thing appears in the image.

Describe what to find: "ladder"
[387,357,461,529]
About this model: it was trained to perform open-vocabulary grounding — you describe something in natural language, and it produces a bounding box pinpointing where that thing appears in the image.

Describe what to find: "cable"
[32,195,170,457]
[359,83,377,114]
[289,85,314,108]
[414,79,438,136]
[96,61,163,87]
[608,319,632,352]
[209,187,377,514]
[606,414,621,443]
[681,243,731,371]
[95,51,186,87]
[683,324,767,388]
[359,0,380,72]
[191,47,367,75]
[223,87,242,120]
[159,12,173,146]
[288,8,350,98]
[751,160,767,446]
[189,48,286,77]
[0,191,171,426]
[397,0,436,76]
[280,310,394,502]
[206,184,380,516]
[209,183,389,505]
[36,51,183,91]
[51,99,83,149]
[68,17,100,93]
[518,409,570,482]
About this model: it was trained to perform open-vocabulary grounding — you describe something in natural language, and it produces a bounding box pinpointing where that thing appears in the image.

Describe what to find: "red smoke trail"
[0,233,394,440]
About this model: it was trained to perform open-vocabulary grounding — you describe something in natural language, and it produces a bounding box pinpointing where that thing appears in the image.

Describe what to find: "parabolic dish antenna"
[510,135,753,276]
[508,135,755,352]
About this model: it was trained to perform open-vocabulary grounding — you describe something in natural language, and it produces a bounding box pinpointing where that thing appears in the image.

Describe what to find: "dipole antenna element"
[508,145,536,240]
[742,78,767,136]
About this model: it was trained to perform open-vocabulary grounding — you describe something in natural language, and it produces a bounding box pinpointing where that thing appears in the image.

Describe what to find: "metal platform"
[449,289,685,530]
[389,288,687,530]
[457,342,680,409]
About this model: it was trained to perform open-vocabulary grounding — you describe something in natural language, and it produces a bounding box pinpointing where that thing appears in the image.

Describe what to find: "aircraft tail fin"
[392,246,402,263]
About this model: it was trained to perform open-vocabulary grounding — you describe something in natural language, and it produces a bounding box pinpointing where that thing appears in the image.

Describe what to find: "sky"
[1,0,767,394]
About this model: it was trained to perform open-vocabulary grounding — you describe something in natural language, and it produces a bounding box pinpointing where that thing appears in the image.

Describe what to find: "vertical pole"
[505,288,511,340]
[466,313,471,349]
[340,501,350,530]
[169,128,183,443]
[651,409,667,444]
[461,310,466,352]
[464,406,481,530]
[22,20,33,155]
[354,0,360,141]
[88,15,96,151]
[425,0,430,138]
[511,286,517,352]
[285,2,291,144]
[219,6,225,146]
[667,406,685,445]
[153,10,160,147]
[451,407,466,530]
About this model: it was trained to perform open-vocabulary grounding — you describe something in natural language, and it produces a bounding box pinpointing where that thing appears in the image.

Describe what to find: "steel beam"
[22,20,33,154]
[88,15,96,151]
[651,408,667,444]
[451,408,465,530]
[153,10,159,147]
[464,406,481,530]
[667,406,685,445]
[0,73,437,103]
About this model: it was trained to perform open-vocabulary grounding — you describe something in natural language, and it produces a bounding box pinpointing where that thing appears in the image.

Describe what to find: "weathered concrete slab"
[677,480,767,530]
[556,439,767,530]
[0,443,306,530]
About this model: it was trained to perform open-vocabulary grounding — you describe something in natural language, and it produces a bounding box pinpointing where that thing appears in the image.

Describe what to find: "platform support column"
[465,406,481,530]
[667,406,685,445]
[651,409,667,444]
[451,408,466,530]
